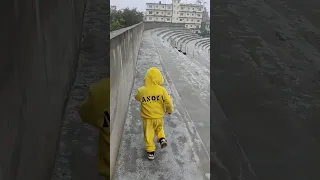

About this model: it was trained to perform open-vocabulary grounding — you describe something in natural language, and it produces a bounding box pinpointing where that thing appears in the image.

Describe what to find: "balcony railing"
[147,13,172,16]
[177,15,202,18]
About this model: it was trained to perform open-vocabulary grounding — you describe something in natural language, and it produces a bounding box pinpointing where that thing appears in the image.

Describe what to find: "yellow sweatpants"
[143,118,166,152]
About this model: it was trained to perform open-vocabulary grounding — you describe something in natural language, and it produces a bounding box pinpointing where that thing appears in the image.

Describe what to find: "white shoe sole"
[146,153,155,160]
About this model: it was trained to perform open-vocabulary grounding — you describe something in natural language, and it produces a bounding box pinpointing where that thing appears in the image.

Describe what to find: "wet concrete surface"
[113,30,210,180]
[153,30,210,151]
[211,0,320,179]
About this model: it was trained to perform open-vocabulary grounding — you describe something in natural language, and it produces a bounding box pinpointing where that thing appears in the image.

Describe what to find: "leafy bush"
[110,6,143,31]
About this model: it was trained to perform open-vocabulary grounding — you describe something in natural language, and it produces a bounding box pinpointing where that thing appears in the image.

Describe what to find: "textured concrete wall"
[144,22,185,30]
[0,0,86,180]
[52,0,109,179]
[110,22,144,178]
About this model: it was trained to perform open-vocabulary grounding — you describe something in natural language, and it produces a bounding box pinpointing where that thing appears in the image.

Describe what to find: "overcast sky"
[110,0,210,16]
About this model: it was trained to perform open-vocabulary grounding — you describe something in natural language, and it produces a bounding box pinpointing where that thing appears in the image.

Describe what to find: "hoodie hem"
[140,115,165,119]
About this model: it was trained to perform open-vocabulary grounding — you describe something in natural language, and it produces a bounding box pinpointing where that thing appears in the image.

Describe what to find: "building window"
[192,14,194,16]
[197,20,200,22]
[180,13,183,16]
[149,5,152,8]
[192,8,194,10]
[187,19,189,21]
[162,6,164,8]
[149,17,152,20]
[197,14,201,16]
[181,7,184,10]
[166,18,170,21]
[180,19,183,21]
[191,19,193,21]
[156,17,158,20]
[156,12,159,14]
[161,12,163,14]
[186,24,188,27]
[156,6,158,8]
[161,18,163,20]
[149,11,152,14]
[187,13,189,15]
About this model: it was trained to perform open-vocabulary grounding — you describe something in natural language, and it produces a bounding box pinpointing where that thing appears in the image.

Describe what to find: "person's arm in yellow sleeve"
[163,88,173,114]
[135,88,141,101]
[79,87,104,129]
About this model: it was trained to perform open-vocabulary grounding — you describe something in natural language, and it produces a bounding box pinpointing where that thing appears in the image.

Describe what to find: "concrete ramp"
[113,30,210,179]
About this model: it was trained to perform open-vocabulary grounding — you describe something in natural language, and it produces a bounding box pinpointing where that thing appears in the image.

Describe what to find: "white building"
[145,0,204,33]
[145,2,173,23]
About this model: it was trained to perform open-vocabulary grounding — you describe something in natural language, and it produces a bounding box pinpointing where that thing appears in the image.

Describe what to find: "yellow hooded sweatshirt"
[135,67,173,118]
[79,78,110,180]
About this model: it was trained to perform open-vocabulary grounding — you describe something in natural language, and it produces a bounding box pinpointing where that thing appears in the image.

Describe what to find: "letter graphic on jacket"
[135,67,173,118]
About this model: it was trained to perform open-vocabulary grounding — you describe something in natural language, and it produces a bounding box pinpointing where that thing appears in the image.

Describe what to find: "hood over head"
[144,67,164,86]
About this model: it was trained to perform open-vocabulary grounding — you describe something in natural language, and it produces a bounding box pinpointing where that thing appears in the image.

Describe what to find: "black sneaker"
[159,138,167,148]
[146,151,155,160]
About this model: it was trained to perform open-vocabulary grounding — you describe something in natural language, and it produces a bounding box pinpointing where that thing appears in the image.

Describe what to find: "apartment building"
[145,0,204,33]
[145,2,173,23]
[172,0,203,32]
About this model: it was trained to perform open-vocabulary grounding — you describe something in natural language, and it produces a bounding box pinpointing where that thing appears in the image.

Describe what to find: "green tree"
[200,30,209,37]
[110,19,125,31]
[121,8,143,27]
[199,20,210,37]
[110,6,144,31]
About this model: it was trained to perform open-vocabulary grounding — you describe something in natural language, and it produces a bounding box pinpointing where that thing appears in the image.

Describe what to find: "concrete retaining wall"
[144,22,185,30]
[110,22,144,178]
[0,0,86,179]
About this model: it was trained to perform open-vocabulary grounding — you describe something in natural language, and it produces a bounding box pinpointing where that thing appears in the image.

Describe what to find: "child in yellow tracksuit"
[135,67,174,160]
[79,78,110,179]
